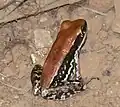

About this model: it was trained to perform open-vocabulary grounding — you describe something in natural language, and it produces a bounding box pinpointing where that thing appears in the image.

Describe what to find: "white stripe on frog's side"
[76,31,87,52]
[63,32,87,82]
[67,59,76,81]
[74,51,80,80]
[75,32,87,74]
[62,58,74,81]
[76,32,87,77]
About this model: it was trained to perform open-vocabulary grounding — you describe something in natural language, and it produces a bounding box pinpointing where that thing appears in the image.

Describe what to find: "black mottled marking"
[31,64,42,90]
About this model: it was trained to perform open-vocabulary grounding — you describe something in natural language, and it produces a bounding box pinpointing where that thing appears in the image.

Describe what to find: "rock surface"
[89,0,114,12]
[112,0,120,33]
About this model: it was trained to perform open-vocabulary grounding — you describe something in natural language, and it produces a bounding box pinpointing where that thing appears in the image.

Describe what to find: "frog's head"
[70,19,87,52]
[59,19,87,53]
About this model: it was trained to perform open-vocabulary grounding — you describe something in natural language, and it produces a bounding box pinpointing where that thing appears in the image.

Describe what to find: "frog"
[31,19,92,100]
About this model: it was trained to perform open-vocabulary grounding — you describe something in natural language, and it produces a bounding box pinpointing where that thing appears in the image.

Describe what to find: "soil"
[0,0,120,107]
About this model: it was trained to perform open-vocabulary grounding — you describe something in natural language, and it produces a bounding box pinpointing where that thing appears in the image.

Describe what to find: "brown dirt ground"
[0,0,120,107]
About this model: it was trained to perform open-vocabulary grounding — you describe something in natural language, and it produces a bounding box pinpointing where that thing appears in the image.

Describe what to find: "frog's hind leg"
[41,77,99,100]
[41,79,84,100]
[31,64,43,96]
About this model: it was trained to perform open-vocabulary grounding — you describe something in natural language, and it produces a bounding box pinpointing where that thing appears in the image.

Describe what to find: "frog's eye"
[80,24,87,38]
[81,21,87,34]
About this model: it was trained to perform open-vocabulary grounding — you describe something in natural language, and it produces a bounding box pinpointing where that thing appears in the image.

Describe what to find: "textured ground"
[0,0,120,107]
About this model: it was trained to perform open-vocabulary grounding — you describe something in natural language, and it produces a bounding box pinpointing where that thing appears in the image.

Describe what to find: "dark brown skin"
[41,19,86,89]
